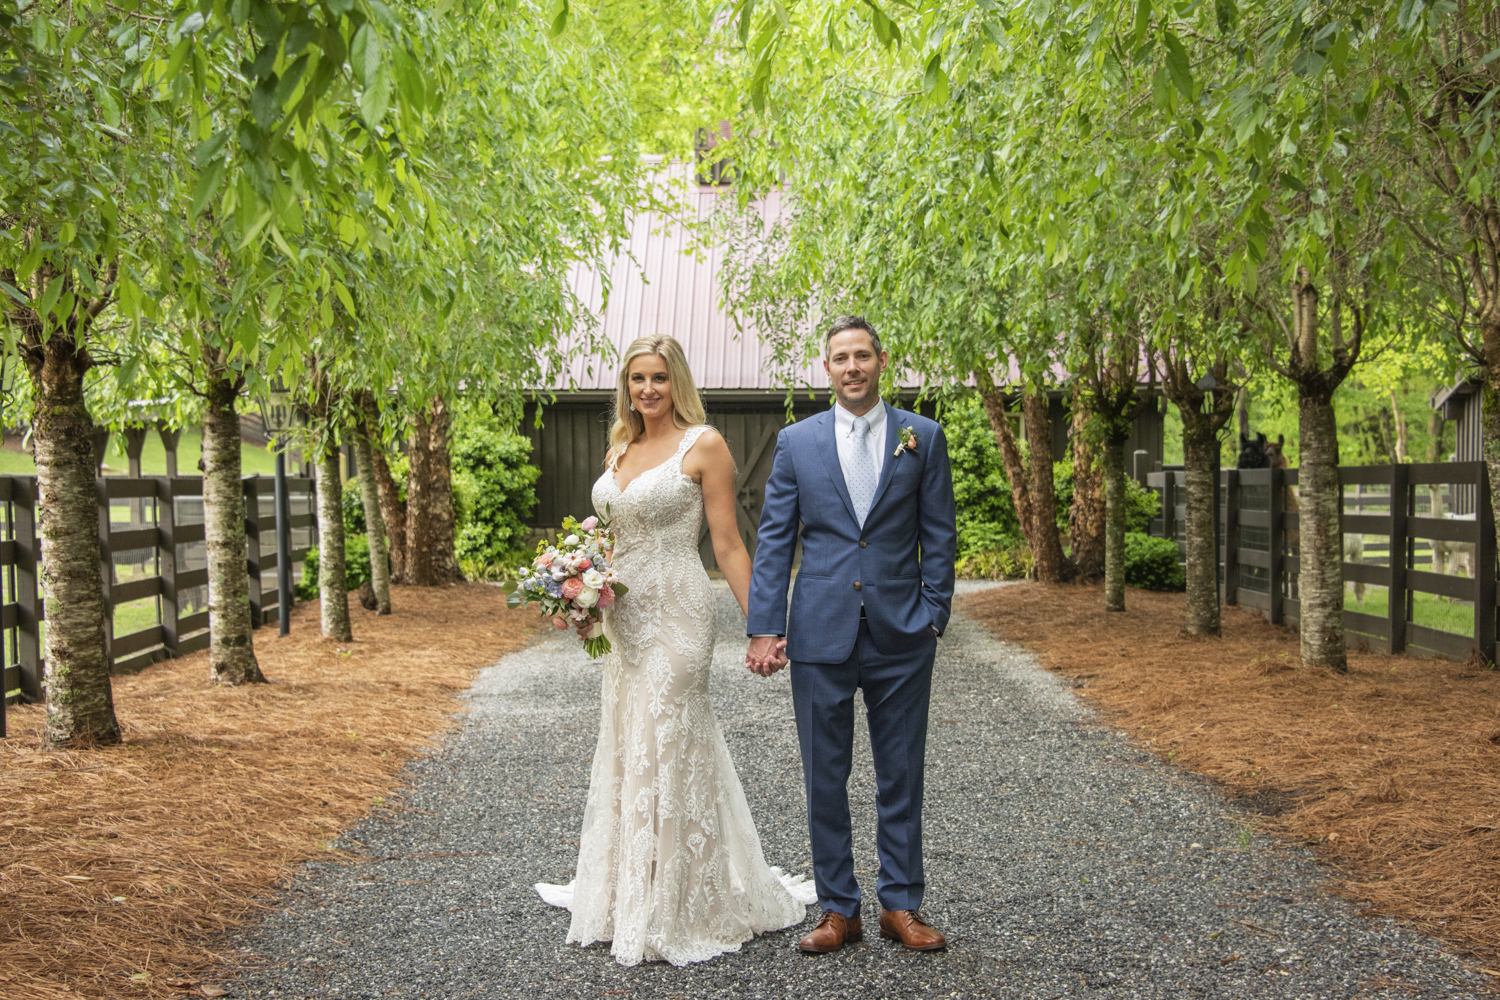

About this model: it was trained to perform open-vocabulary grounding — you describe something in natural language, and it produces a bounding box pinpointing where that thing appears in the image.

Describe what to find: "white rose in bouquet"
[575,586,599,608]
[582,568,605,590]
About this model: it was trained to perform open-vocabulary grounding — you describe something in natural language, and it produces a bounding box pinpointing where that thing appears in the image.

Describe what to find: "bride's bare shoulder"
[682,425,730,475]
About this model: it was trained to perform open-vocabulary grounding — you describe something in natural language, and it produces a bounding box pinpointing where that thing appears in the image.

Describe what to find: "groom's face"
[824,328,888,414]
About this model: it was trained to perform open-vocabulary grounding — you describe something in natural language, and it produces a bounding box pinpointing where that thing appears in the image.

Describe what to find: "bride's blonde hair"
[608,335,706,453]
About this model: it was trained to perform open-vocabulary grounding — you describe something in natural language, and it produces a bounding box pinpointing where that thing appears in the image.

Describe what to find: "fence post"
[1160,471,1175,545]
[1269,466,1285,625]
[1477,462,1496,663]
[275,453,292,636]
[245,478,264,627]
[1223,468,1240,607]
[157,424,181,479]
[157,477,180,658]
[14,477,40,703]
[1388,463,1408,655]
[97,477,114,667]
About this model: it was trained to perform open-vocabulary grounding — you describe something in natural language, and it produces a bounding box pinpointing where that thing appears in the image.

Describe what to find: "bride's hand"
[745,636,788,677]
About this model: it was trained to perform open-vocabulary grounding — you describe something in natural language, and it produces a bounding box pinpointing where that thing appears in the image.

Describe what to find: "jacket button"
[859,540,867,548]
[853,581,862,590]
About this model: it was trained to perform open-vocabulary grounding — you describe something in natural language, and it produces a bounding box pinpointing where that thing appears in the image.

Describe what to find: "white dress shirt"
[833,400,886,490]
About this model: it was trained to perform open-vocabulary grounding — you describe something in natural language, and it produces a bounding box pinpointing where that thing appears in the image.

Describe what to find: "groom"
[746,317,956,954]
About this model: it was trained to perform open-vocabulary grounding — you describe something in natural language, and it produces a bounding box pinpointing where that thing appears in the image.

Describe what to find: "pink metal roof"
[555,164,831,392]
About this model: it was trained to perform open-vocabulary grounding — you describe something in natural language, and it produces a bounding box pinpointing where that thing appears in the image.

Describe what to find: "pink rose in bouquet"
[561,577,584,601]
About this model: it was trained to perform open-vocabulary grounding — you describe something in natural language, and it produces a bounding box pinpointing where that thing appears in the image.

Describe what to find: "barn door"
[698,413,789,571]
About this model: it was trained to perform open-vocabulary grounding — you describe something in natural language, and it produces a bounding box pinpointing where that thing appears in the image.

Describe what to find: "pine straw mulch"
[0,583,547,1000]
[961,583,1500,976]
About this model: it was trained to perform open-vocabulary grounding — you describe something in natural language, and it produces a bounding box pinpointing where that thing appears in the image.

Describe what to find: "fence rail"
[2,474,318,726]
[1147,461,1497,662]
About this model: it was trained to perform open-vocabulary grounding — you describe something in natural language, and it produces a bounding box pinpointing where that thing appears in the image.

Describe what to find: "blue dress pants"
[789,618,935,918]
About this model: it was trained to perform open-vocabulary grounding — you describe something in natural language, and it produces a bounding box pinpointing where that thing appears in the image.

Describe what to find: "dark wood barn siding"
[1038,396,1165,475]
[523,390,1162,567]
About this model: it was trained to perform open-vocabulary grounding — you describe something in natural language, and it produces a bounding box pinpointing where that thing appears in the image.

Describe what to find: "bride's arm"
[687,429,754,618]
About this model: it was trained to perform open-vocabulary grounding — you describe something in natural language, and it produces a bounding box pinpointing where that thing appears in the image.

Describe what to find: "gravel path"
[229,581,1487,999]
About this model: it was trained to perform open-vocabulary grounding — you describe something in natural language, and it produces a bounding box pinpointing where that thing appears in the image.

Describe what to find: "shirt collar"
[834,400,887,438]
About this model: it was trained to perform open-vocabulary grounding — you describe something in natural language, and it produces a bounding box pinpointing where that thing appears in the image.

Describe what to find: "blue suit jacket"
[747,403,957,664]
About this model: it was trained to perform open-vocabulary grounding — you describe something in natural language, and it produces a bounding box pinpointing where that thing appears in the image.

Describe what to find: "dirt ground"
[0,584,545,1000]
[961,583,1500,975]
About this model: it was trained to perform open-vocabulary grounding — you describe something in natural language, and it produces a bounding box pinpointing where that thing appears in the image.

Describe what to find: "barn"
[521,163,1164,567]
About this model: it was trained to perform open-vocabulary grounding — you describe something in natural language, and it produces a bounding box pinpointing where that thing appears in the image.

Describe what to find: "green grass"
[0,429,278,477]
[1344,585,1476,638]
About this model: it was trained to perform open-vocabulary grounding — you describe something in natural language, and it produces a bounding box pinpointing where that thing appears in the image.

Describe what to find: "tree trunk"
[426,399,461,584]
[1022,392,1074,583]
[1297,389,1346,671]
[1180,409,1221,636]
[316,442,353,641]
[202,376,264,684]
[1068,394,1106,580]
[28,341,120,746]
[361,393,407,584]
[1103,438,1127,612]
[353,423,392,615]
[977,378,1037,544]
[405,407,437,587]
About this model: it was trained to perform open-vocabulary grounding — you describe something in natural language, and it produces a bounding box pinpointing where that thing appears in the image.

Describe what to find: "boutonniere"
[894,426,919,458]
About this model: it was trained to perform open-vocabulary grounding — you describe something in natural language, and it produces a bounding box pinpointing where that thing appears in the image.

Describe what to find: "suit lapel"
[815,409,860,526]
[866,403,903,516]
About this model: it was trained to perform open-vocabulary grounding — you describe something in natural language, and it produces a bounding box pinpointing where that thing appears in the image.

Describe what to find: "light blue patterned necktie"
[848,414,877,528]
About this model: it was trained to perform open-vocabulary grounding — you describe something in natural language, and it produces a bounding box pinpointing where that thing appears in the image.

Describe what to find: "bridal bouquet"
[505,513,627,659]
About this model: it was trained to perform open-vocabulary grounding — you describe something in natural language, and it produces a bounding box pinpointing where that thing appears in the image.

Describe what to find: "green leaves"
[191,159,226,218]
[867,0,901,49]
[549,0,570,38]
[924,51,948,104]
[1162,31,1192,100]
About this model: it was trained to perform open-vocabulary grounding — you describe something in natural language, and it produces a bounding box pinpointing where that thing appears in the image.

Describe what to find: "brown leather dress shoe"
[798,910,863,954]
[879,909,947,951]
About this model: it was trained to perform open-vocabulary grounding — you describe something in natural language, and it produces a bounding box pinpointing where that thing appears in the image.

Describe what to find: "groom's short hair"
[824,316,883,357]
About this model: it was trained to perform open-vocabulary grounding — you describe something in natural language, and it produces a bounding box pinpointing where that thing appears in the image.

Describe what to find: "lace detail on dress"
[534,425,811,967]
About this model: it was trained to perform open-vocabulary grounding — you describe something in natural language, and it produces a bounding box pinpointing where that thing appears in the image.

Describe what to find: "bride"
[535,334,814,966]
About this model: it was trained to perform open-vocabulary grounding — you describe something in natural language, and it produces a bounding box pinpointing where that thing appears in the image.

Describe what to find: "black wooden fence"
[1,474,317,719]
[1147,462,1497,662]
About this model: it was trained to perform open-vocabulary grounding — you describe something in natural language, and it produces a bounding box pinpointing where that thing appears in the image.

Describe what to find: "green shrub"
[1123,477,1160,534]
[1056,457,1159,535]
[955,539,1035,581]
[342,484,366,535]
[296,534,376,601]
[1053,459,1074,534]
[942,395,1020,558]
[451,408,540,566]
[1124,531,1184,591]
[459,549,535,584]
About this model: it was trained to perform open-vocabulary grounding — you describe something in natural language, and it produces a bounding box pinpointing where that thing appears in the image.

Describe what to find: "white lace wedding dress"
[534,425,814,966]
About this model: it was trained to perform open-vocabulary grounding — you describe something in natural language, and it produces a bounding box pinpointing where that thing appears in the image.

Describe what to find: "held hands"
[745,635,789,677]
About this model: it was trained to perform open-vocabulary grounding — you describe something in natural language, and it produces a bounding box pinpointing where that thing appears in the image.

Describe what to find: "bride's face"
[627,354,673,422]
